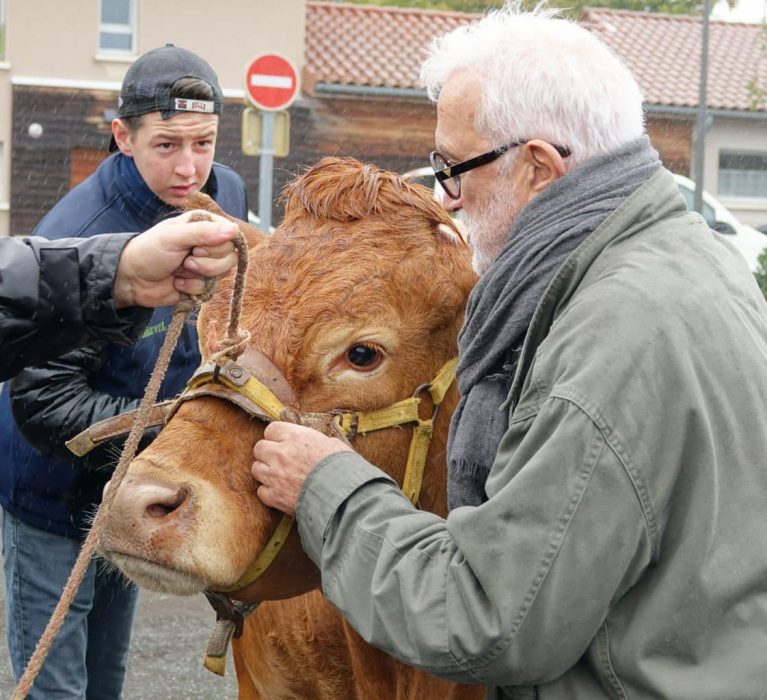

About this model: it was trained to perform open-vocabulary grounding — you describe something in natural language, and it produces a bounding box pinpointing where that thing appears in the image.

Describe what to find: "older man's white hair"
[419,1,645,168]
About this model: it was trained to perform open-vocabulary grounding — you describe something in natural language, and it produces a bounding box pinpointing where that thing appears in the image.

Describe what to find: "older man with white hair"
[250,4,767,698]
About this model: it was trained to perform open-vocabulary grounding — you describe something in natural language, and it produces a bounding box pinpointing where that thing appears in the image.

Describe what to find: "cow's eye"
[346,344,383,370]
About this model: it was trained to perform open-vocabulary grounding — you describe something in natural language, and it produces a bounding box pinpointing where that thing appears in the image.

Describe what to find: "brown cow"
[98,157,481,699]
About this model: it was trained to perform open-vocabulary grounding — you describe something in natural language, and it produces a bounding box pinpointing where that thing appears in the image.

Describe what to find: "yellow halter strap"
[64,353,459,678]
[180,355,458,592]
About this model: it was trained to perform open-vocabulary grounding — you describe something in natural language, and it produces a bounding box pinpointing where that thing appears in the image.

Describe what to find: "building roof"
[306,1,767,113]
[582,7,767,112]
[305,1,475,91]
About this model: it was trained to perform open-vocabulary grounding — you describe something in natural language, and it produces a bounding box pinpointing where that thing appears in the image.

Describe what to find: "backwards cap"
[117,43,223,120]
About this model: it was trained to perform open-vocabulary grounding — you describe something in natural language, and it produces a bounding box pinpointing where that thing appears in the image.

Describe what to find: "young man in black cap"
[0,45,248,699]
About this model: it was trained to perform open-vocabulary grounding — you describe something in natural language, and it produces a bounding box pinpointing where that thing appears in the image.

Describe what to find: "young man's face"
[112,111,219,207]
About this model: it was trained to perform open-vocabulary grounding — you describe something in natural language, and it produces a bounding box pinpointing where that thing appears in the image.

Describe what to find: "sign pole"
[258,111,275,231]
[692,0,710,215]
[243,53,300,233]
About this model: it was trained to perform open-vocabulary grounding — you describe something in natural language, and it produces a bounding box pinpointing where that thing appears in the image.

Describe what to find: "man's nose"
[175,149,196,178]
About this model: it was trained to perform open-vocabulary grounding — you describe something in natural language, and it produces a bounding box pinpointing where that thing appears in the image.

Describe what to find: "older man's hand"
[252,422,353,516]
[114,210,240,308]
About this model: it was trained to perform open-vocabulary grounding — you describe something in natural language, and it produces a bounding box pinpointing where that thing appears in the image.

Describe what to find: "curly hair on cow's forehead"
[280,157,457,235]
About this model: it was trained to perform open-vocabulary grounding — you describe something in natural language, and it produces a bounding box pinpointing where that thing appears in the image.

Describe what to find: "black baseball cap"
[110,44,223,150]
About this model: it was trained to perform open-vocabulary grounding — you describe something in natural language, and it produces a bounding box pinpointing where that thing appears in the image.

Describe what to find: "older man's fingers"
[255,483,272,507]
[256,483,291,514]
[253,433,281,462]
[251,458,268,484]
[262,421,317,442]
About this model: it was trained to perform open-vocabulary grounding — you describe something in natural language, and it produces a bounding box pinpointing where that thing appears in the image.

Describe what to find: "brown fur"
[99,158,480,699]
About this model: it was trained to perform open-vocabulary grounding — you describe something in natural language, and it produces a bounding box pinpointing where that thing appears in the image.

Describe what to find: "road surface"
[0,563,240,699]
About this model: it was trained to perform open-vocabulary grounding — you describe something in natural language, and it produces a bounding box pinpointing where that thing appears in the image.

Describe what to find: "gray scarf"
[446,136,661,510]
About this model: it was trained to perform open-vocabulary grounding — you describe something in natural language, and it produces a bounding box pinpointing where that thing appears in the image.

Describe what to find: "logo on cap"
[173,98,215,114]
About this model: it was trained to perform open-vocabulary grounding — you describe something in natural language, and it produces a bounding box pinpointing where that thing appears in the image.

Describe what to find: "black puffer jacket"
[0,234,150,381]
[1,153,248,538]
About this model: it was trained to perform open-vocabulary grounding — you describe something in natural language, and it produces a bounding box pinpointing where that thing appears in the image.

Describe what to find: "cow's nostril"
[145,487,189,519]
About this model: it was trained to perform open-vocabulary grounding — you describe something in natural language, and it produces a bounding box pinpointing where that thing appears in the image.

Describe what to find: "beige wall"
[0,66,9,236]
[0,0,306,235]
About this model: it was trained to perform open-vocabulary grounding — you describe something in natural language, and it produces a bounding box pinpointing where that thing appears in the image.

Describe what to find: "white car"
[402,167,767,272]
[673,174,766,272]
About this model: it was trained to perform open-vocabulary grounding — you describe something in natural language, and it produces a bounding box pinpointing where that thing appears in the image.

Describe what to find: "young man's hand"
[114,210,240,308]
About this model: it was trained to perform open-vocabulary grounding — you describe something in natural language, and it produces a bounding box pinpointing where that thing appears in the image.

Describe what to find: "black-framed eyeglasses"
[429,140,571,200]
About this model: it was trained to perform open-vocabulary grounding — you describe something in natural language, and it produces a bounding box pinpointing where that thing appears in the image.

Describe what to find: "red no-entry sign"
[245,54,300,112]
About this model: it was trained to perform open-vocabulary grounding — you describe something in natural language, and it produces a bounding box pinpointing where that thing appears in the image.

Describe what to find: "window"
[99,0,136,54]
[719,151,767,199]
[0,0,5,61]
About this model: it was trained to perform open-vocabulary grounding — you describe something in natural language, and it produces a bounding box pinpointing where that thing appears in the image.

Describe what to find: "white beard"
[458,185,522,276]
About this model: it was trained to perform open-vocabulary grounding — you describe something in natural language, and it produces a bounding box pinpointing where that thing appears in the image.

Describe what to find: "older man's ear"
[524,140,569,195]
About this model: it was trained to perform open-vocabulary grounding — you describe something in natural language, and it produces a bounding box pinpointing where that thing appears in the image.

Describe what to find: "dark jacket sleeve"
[0,234,151,381]
[9,345,157,467]
[211,163,249,221]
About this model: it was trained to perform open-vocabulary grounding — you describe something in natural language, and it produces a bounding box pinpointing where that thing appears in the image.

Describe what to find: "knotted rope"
[10,214,250,699]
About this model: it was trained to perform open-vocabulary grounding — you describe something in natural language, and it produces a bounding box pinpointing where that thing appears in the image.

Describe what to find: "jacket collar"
[505,167,686,413]
[113,153,220,228]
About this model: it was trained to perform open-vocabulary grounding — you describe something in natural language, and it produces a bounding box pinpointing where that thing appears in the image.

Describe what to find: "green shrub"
[755,249,767,298]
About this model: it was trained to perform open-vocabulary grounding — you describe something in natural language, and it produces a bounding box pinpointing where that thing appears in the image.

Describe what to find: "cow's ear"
[182,192,267,250]
[183,192,226,216]
[437,222,465,245]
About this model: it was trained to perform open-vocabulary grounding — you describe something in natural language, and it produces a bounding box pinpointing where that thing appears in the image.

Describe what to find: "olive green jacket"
[296,167,767,699]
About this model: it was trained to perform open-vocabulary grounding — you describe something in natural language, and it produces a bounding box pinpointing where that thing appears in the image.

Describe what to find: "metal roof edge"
[314,82,428,99]
[646,103,767,120]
